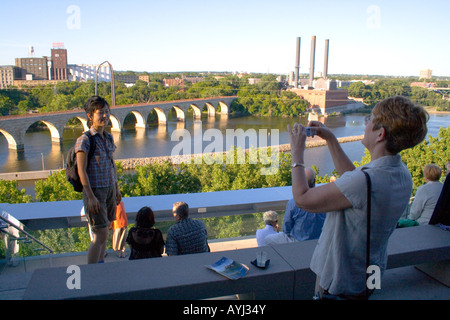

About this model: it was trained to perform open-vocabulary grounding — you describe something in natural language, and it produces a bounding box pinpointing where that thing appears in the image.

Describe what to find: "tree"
[0,96,13,115]
[34,171,81,202]
[0,180,33,203]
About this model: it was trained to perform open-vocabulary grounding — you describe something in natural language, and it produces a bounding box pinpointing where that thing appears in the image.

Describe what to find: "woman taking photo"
[288,96,428,299]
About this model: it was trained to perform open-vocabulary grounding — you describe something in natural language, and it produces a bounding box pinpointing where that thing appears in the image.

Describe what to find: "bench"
[23,225,450,300]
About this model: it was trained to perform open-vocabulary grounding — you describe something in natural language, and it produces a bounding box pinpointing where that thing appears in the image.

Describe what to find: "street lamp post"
[95,61,115,106]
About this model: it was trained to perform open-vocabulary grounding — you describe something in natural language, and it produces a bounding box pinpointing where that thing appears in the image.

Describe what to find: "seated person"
[126,206,165,260]
[165,202,209,255]
[265,168,326,245]
[429,172,450,228]
[408,164,443,225]
[256,211,279,246]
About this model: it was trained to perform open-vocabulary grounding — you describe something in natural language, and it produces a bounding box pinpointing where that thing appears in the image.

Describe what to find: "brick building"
[0,66,21,89]
[289,88,351,115]
[51,48,68,80]
[15,57,50,80]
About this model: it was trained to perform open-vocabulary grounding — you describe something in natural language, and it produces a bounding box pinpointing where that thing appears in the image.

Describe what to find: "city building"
[115,74,139,84]
[419,69,432,79]
[247,78,261,85]
[163,77,183,87]
[68,64,111,82]
[50,48,68,80]
[15,57,50,80]
[0,65,20,89]
[182,76,204,84]
[138,75,150,83]
[312,78,337,90]
[289,87,358,115]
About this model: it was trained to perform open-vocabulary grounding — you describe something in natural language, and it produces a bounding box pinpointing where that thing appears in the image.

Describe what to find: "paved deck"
[1,236,448,300]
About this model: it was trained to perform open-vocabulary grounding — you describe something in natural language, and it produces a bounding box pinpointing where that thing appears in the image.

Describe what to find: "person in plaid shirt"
[165,202,209,256]
[75,96,122,264]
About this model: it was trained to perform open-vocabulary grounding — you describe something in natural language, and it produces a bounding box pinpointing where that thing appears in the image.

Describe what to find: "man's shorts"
[82,185,116,230]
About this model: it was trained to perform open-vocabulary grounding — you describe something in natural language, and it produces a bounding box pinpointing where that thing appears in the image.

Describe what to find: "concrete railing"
[0,186,294,230]
[23,225,450,300]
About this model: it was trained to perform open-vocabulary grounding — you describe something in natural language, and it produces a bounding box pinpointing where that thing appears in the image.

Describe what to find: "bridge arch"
[172,105,185,121]
[76,116,89,131]
[39,121,61,143]
[128,111,146,128]
[109,114,121,132]
[219,101,229,114]
[65,116,89,132]
[189,104,202,119]
[0,129,19,150]
[204,103,216,116]
[153,107,167,123]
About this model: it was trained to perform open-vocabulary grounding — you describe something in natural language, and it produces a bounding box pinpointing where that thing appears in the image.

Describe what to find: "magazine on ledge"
[206,257,249,280]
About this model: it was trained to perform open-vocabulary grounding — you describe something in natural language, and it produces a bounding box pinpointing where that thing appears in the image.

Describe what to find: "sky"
[1,0,449,77]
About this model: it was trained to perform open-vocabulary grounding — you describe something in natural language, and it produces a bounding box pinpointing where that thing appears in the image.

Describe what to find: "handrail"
[0,213,54,254]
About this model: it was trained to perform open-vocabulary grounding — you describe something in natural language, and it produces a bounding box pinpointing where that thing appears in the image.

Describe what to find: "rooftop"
[1,187,449,301]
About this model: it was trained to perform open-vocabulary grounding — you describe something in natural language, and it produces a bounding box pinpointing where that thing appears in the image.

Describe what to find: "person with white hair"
[265,168,326,245]
[256,210,279,247]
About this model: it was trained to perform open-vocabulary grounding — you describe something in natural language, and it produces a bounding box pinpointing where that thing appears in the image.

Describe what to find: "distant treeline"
[1,72,448,116]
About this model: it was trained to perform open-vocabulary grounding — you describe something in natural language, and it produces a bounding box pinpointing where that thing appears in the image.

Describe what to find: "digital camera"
[306,127,316,137]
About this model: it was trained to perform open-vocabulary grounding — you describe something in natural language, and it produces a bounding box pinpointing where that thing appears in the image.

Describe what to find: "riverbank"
[117,135,364,170]
[1,135,364,180]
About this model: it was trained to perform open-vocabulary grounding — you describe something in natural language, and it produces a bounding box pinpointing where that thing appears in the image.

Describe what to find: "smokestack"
[294,37,301,88]
[323,39,329,79]
[309,36,316,87]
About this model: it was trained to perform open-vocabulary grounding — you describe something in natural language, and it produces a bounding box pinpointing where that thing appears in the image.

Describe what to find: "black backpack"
[66,131,96,192]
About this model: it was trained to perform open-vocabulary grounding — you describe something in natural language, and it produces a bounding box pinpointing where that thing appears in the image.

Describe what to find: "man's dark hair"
[84,96,109,127]
[173,202,189,219]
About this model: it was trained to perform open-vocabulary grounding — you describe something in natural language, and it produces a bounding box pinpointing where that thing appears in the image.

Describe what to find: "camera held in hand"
[306,127,316,137]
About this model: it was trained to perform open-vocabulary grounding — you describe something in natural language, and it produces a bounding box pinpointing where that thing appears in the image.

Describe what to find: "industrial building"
[289,36,364,115]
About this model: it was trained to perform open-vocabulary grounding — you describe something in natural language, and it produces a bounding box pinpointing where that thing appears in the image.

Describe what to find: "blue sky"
[1,0,449,76]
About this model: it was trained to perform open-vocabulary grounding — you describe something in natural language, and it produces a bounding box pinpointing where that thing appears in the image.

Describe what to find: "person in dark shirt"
[165,202,209,256]
[126,206,164,260]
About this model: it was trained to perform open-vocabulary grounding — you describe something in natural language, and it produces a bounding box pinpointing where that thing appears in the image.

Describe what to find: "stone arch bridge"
[0,96,237,150]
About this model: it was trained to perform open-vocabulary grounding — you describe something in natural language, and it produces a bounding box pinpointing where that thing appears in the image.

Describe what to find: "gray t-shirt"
[310,155,412,295]
[409,181,443,225]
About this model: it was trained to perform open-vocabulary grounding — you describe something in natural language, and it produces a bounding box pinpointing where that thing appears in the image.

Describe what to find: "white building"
[68,64,111,82]
[419,69,432,80]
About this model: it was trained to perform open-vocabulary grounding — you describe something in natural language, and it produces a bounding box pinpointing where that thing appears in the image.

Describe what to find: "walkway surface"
[1,236,448,300]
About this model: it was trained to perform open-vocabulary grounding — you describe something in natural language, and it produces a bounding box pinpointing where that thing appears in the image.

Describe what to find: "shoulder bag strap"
[362,169,371,299]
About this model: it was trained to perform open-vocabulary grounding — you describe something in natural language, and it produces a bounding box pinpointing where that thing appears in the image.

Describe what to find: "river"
[0,111,448,178]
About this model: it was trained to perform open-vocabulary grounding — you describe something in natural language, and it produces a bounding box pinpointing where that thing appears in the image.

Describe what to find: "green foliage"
[348,79,450,111]
[400,126,449,194]
[0,180,33,203]
[1,124,447,257]
[34,170,82,202]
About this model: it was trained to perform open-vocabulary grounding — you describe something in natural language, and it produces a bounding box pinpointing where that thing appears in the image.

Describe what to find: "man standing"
[165,202,209,255]
[76,96,121,264]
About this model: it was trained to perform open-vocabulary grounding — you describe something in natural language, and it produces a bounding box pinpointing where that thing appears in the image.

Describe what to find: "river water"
[0,112,448,177]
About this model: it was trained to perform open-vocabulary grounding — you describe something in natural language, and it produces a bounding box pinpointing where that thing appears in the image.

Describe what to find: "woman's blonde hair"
[423,164,442,182]
[372,96,429,154]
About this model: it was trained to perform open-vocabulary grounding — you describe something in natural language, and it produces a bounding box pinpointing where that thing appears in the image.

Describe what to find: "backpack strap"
[83,131,96,160]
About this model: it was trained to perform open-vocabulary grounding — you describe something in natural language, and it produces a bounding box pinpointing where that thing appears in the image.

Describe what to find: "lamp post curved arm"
[95,61,115,106]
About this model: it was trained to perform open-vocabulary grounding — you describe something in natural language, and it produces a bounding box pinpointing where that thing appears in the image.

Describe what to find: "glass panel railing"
[0,210,53,275]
